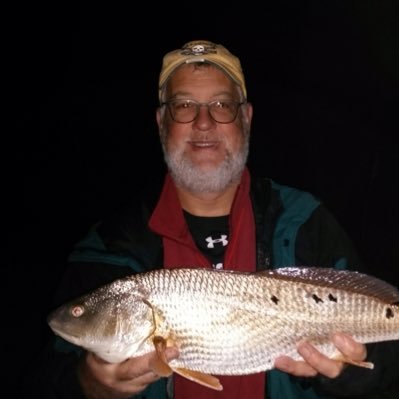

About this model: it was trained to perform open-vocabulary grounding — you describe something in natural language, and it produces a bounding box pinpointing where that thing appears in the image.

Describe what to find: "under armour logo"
[205,235,228,248]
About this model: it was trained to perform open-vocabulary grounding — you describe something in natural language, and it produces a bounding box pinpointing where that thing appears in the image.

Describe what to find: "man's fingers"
[119,353,161,380]
[164,347,180,362]
[296,340,343,378]
[275,340,345,379]
[120,347,179,380]
[332,332,367,361]
[274,355,318,377]
[275,335,368,379]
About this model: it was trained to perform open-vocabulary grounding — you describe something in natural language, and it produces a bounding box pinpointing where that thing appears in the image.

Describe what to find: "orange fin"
[332,352,374,369]
[149,336,173,377]
[173,367,223,391]
[151,335,222,390]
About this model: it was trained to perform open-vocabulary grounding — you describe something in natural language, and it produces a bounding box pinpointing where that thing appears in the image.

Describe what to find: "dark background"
[7,0,399,391]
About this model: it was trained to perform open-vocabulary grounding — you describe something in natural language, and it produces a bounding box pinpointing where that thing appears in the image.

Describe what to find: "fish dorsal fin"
[265,267,399,304]
[173,368,223,391]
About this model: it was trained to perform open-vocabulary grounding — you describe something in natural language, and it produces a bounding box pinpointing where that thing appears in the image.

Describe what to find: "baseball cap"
[159,40,247,101]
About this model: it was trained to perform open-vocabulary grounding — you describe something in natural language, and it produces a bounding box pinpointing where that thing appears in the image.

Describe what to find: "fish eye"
[70,305,84,317]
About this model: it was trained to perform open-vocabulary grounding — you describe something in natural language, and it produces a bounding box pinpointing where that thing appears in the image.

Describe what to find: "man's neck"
[176,182,239,217]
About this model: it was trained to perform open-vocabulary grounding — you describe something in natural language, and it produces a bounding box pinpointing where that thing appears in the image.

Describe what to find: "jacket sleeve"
[20,340,86,399]
[20,187,163,398]
[295,205,364,272]
[297,204,399,397]
[312,340,399,398]
[19,217,154,398]
[19,258,135,399]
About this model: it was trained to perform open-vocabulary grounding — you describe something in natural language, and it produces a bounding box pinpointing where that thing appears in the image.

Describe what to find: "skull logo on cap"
[181,41,217,56]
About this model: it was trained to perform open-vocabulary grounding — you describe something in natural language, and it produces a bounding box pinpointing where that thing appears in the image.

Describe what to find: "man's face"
[157,63,253,193]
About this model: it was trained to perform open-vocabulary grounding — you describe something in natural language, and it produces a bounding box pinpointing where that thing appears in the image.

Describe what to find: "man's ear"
[156,107,163,134]
[244,102,253,124]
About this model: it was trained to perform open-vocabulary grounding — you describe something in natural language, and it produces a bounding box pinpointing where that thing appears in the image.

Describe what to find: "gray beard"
[162,138,249,194]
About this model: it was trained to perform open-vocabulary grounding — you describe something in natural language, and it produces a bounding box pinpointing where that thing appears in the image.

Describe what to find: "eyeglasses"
[162,99,245,124]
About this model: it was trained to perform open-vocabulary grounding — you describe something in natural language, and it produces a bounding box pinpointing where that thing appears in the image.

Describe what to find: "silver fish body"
[48,267,399,375]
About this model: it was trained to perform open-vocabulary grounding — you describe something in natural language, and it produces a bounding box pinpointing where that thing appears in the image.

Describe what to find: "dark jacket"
[21,176,399,399]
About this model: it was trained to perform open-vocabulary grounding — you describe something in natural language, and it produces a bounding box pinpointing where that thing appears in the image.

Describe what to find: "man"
[24,40,397,398]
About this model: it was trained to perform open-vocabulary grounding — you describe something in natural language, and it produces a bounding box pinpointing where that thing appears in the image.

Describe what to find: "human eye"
[174,100,197,110]
[212,100,235,111]
[171,100,186,110]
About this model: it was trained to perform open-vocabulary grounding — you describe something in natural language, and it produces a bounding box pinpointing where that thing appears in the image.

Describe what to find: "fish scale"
[48,266,399,377]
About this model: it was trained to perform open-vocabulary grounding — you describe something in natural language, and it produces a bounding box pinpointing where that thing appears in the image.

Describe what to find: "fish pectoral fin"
[331,352,374,370]
[149,336,173,377]
[151,336,222,390]
[173,367,223,391]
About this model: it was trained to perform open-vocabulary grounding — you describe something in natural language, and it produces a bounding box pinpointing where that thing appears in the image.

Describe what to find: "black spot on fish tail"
[312,294,323,304]
[271,295,279,305]
[386,307,394,319]
[328,293,337,302]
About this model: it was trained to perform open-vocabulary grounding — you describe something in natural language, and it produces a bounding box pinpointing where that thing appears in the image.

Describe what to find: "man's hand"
[274,332,367,378]
[78,347,179,399]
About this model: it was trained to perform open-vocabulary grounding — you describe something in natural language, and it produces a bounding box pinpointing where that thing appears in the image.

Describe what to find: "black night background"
[6,1,399,392]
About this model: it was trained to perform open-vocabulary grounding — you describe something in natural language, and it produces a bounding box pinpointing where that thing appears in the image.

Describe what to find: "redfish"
[48,267,399,390]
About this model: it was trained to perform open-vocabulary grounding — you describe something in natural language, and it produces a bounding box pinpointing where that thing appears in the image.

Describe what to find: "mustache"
[186,132,223,141]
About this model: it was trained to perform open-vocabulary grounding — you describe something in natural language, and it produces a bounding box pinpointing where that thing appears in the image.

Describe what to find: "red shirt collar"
[148,167,251,241]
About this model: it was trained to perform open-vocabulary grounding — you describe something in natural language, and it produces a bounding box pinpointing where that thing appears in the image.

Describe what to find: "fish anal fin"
[173,367,223,391]
[331,352,374,370]
[149,335,173,377]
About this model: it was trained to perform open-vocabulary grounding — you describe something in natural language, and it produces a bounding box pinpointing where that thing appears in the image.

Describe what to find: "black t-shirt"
[183,210,229,269]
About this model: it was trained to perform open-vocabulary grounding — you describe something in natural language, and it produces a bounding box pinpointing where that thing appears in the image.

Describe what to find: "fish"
[47,266,399,391]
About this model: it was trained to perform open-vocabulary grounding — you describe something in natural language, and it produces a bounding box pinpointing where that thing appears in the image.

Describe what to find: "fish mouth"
[47,313,81,342]
[48,321,81,343]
